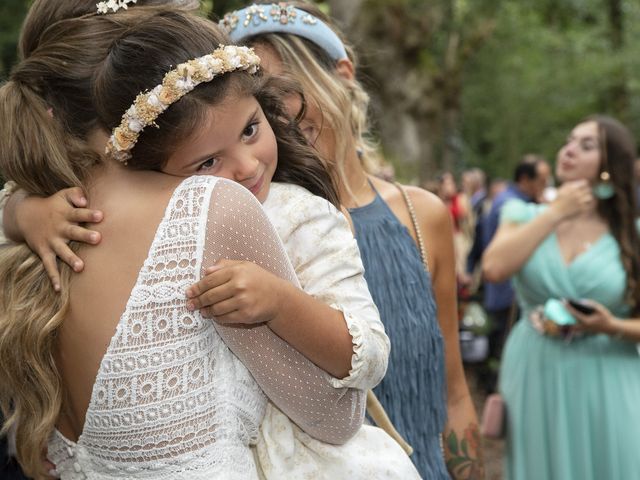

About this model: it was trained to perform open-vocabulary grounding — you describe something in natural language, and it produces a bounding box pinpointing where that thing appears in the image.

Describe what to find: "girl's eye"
[198,157,218,171]
[242,122,259,140]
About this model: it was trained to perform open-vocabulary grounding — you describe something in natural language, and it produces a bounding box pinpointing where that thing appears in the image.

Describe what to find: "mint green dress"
[498,199,640,480]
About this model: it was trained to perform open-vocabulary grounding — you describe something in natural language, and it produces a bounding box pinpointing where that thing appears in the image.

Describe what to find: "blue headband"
[220,4,348,62]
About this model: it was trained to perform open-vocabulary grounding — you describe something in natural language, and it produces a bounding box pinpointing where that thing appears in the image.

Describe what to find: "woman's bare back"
[55,167,181,440]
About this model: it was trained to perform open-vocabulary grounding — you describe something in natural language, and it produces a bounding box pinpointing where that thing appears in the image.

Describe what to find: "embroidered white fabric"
[263,183,389,390]
[202,181,368,445]
[47,177,365,479]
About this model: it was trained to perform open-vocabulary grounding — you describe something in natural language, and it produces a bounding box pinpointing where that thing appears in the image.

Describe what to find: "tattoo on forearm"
[444,423,485,480]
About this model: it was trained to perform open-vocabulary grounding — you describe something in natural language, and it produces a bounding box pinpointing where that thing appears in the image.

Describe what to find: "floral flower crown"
[97,0,137,14]
[106,45,260,164]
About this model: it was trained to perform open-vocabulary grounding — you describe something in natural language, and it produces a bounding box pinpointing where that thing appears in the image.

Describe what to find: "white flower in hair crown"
[97,0,137,14]
[106,45,261,163]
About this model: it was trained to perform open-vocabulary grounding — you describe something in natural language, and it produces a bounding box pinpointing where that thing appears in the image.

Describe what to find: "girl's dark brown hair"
[586,115,640,313]
[3,6,201,195]
[94,10,339,205]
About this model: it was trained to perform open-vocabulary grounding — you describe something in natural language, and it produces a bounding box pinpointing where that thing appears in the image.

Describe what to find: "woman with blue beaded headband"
[218,2,484,479]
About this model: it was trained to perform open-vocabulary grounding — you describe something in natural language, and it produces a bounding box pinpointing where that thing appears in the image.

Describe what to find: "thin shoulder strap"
[394,182,429,272]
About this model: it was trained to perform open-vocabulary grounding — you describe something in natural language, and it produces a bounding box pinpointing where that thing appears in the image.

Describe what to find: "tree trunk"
[328,0,494,184]
[325,0,365,31]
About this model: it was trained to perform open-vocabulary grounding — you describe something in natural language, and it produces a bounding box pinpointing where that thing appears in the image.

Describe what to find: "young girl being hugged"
[218,2,484,478]
[0,3,419,479]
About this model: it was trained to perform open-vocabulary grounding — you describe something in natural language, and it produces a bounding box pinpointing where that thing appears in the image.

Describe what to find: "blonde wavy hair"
[0,4,200,478]
[250,1,383,202]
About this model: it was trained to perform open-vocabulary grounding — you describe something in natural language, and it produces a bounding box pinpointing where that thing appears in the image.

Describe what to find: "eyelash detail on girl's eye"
[565,137,595,151]
[198,157,218,171]
[242,121,260,141]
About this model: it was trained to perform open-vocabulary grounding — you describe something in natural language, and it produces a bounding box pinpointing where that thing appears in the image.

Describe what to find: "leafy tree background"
[1,0,638,183]
[0,0,28,79]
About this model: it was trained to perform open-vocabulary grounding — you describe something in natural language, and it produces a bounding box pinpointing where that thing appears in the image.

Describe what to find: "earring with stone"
[593,171,615,200]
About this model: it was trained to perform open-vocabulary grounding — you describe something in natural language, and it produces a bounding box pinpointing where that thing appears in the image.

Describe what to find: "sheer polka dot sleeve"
[202,179,366,445]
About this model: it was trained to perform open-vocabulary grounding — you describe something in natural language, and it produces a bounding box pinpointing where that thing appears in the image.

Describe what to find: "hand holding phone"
[566,298,596,315]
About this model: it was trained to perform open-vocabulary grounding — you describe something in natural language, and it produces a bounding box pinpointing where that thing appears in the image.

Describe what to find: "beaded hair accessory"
[220,3,348,61]
[106,45,260,163]
[96,0,138,14]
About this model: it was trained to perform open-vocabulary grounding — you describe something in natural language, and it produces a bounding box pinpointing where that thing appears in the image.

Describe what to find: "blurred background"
[4,2,638,478]
[2,0,639,184]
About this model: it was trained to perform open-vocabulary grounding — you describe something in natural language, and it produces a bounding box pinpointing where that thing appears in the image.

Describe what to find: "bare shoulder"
[402,185,450,227]
[369,176,452,246]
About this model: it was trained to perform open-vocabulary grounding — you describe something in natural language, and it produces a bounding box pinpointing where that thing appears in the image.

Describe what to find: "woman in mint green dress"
[483,115,640,480]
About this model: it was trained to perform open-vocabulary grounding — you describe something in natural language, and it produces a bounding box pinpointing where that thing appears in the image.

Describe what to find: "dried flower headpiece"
[97,0,138,14]
[106,45,260,163]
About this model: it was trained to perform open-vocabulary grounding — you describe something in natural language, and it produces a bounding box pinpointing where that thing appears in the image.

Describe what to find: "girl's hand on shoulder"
[549,180,595,221]
[17,187,103,291]
[186,259,288,325]
[564,299,617,335]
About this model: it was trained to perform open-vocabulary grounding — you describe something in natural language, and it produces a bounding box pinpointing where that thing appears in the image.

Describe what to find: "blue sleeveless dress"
[350,190,448,479]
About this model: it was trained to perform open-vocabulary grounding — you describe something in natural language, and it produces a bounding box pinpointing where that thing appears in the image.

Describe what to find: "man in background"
[478,154,550,392]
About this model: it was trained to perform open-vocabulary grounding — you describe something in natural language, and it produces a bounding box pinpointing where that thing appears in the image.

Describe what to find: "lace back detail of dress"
[50,177,264,479]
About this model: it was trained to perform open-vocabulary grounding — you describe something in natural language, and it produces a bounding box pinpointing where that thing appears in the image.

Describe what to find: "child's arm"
[200,179,366,444]
[0,181,18,245]
[188,259,354,379]
[188,184,389,390]
[1,184,103,290]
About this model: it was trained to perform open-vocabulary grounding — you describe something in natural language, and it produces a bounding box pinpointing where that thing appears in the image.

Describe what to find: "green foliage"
[461,0,640,178]
[0,0,29,80]
[209,0,246,19]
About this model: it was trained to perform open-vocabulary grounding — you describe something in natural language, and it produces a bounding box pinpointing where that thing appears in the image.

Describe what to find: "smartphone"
[566,298,596,315]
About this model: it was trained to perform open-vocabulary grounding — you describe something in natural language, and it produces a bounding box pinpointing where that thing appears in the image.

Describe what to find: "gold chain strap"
[394,182,429,272]
[394,182,447,463]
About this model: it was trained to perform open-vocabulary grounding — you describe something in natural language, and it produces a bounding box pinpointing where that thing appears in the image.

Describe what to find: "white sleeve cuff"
[327,306,389,390]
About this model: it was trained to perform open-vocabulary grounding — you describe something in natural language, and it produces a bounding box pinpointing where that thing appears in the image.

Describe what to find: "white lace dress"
[46,177,369,479]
